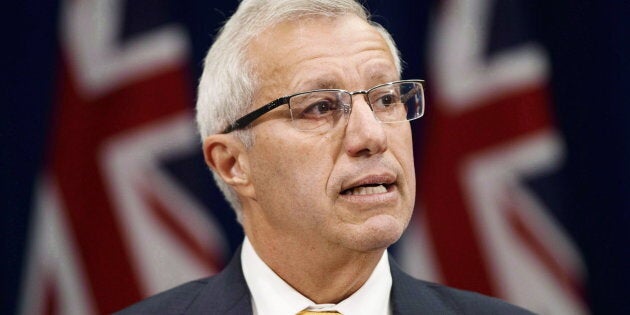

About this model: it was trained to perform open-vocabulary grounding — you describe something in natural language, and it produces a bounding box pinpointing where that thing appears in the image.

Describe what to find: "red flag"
[399,1,589,313]
[19,0,227,313]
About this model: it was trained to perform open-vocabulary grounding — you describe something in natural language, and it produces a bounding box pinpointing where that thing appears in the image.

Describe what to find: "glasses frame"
[221,79,425,134]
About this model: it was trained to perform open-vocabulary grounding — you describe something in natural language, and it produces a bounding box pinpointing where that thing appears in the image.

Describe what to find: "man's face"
[243,15,415,253]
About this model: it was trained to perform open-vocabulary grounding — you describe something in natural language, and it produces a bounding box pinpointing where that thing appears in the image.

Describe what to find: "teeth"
[346,184,387,195]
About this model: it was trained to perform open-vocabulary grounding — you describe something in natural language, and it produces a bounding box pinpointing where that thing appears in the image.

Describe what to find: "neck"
[245,229,384,304]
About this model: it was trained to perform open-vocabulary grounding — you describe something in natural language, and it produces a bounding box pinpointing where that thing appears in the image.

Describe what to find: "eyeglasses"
[221,80,425,133]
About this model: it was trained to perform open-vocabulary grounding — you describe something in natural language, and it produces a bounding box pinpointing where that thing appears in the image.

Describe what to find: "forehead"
[247,15,398,99]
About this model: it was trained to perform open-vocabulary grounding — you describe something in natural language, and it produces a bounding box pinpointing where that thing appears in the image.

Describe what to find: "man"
[117,0,534,314]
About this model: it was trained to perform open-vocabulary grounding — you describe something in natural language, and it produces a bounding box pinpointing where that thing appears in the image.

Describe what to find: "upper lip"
[340,173,397,193]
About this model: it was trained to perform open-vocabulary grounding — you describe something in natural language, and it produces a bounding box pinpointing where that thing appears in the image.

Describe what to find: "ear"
[203,134,256,199]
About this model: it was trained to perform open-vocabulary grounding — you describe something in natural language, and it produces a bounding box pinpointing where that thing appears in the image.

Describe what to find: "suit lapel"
[183,249,459,314]
[185,247,253,314]
[389,257,457,314]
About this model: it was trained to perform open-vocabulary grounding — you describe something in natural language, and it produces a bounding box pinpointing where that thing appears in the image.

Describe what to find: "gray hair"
[196,0,402,222]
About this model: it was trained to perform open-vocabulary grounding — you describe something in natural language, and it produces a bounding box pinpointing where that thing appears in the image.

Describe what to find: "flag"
[6,1,628,315]
[17,0,227,313]
[398,0,589,313]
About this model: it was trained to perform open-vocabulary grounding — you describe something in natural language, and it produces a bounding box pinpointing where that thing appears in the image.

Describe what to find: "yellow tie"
[296,310,342,315]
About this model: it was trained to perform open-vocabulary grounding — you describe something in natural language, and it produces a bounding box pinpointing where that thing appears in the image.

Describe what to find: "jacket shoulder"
[421,280,536,314]
[113,278,210,315]
[114,249,251,315]
[390,259,535,314]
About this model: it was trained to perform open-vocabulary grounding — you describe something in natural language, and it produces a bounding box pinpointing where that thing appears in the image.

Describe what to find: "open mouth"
[341,183,393,196]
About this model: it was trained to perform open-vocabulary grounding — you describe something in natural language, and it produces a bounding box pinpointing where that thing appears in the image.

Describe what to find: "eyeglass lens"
[288,81,424,131]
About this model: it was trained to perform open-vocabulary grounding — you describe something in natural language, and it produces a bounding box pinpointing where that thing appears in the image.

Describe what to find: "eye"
[300,99,339,118]
[379,94,396,106]
[372,91,401,109]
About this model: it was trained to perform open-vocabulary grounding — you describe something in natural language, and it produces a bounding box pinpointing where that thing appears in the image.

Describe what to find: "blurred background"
[3,0,628,314]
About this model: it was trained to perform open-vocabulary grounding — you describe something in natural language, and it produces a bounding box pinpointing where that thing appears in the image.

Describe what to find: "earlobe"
[203,135,255,198]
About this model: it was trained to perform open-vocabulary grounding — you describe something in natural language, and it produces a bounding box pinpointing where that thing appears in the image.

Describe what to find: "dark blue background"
[3,1,628,314]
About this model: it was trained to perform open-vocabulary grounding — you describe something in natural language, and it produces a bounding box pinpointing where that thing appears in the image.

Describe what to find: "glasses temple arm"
[221,97,289,133]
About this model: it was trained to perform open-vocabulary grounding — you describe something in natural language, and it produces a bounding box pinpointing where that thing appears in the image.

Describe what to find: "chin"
[345,214,406,252]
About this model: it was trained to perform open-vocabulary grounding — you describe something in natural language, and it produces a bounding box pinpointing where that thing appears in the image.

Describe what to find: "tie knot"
[296,310,343,315]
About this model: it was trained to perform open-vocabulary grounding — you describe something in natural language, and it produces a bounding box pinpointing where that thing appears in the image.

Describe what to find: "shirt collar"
[241,237,392,315]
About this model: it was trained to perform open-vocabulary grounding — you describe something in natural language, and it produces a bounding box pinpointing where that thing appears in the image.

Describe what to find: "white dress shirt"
[241,237,393,315]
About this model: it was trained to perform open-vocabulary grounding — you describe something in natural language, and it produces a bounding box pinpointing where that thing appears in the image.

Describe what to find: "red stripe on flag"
[505,195,585,302]
[418,85,554,296]
[50,55,194,313]
[44,276,57,315]
[139,178,223,272]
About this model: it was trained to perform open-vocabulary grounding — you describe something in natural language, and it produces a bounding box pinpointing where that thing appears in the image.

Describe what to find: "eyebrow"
[367,68,398,85]
[295,68,398,93]
[308,79,339,90]
[299,78,393,92]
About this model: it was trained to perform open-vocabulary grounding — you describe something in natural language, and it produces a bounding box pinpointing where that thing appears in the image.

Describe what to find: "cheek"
[251,133,336,210]
[402,140,416,188]
[391,129,416,193]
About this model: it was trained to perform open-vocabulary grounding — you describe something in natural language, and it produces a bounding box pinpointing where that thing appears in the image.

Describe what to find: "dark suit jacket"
[115,249,535,314]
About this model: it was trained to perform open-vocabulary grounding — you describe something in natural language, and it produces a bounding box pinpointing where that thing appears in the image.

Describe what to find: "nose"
[342,95,388,157]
